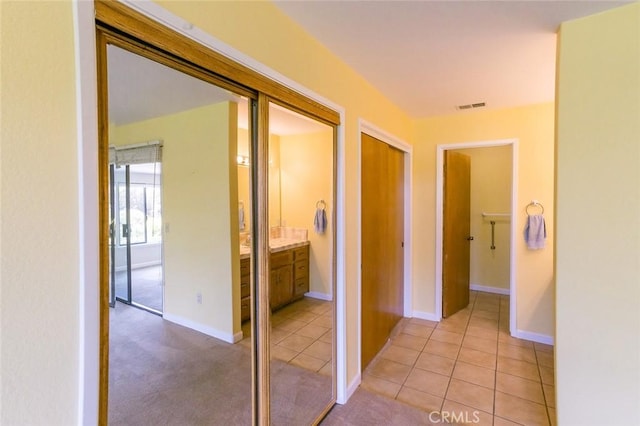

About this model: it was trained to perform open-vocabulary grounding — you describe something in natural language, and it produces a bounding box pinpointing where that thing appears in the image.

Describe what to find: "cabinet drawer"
[270,250,293,268]
[294,278,309,297]
[240,275,250,298]
[240,296,251,322]
[240,258,250,276]
[294,260,308,281]
[293,245,309,261]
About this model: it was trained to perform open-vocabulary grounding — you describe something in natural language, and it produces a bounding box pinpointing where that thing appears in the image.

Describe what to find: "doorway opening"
[436,139,518,334]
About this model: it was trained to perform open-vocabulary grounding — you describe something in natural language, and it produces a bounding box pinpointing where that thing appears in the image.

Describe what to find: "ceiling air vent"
[456,102,486,111]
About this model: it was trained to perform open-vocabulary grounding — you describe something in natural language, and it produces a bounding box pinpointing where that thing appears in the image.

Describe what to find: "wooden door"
[443,150,471,317]
[361,133,404,370]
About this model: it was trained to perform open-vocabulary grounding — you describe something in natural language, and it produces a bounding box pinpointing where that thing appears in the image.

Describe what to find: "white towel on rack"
[524,214,546,250]
[239,204,245,231]
[314,207,327,234]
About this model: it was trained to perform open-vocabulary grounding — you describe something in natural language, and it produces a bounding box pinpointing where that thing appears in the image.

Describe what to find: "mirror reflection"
[265,103,335,423]
[106,44,252,423]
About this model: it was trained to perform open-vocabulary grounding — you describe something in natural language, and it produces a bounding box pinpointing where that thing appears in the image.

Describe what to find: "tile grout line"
[535,345,553,426]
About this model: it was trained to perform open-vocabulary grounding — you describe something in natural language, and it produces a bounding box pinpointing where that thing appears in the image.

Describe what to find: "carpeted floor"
[109,302,331,425]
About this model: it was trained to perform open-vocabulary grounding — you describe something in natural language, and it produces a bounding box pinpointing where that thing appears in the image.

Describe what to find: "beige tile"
[496,372,545,404]
[271,344,298,362]
[441,400,493,426]
[543,384,555,408]
[445,378,494,413]
[498,342,537,364]
[290,353,326,372]
[302,340,332,362]
[534,342,554,353]
[403,368,451,398]
[468,316,499,330]
[361,373,401,399]
[318,361,332,377]
[397,387,443,413]
[472,309,499,321]
[392,332,428,352]
[474,302,499,313]
[367,359,412,384]
[403,322,434,338]
[437,320,468,334]
[278,334,315,352]
[424,339,461,359]
[452,361,496,389]
[465,325,498,342]
[430,329,464,345]
[536,351,554,369]
[493,416,523,426]
[498,332,534,348]
[310,315,333,328]
[463,335,498,355]
[458,347,497,370]
[415,352,456,376]
[380,344,420,366]
[308,303,332,315]
[295,323,329,340]
[319,329,333,344]
[409,317,439,328]
[497,356,540,381]
[548,407,557,426]
[494,391,549,425]
[275,318,307,333]
[539,365,554,385]
[288,310,319,323]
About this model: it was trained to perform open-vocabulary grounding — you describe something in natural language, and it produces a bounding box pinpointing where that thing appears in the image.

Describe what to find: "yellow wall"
[0,1,80,423]
[157,0,412,383]
[413,103,555,338]
[280,129,335,298]
[556,4,640,424]
[456,146,512,291]
[112,102,242,339]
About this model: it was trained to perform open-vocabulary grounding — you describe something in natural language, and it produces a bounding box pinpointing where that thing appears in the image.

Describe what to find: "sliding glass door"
[109,146,164,314]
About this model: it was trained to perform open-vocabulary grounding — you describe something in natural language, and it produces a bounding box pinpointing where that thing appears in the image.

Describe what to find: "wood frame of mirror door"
[95,1,340,425]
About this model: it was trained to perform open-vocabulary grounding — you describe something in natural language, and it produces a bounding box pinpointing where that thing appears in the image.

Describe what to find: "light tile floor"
[241,296,333,376]
[362,291,555,426]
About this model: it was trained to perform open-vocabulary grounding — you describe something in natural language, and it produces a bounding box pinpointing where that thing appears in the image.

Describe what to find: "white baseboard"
[470,284,510,295]
[412,310,441,322]
[513,329,554,345]
[305,291,333,301]
[163,313,237,344]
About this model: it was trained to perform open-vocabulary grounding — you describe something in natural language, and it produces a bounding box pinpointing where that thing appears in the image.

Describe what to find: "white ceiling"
[107,45,328,135]
[274,0,631,117]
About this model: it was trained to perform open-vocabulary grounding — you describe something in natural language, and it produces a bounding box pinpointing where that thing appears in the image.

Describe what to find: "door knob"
[467,236,474,241]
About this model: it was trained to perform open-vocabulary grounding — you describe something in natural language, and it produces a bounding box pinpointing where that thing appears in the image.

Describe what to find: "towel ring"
[316,200,326,210]
[526,201,544,215]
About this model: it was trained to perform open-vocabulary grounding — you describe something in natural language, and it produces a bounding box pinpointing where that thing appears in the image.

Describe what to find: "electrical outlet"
[196,292,202,304]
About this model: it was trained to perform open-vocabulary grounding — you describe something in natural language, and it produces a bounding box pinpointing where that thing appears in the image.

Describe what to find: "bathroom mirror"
[105,43,253,423]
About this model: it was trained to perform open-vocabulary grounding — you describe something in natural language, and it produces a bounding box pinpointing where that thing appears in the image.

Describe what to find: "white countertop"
[240,239,309,259]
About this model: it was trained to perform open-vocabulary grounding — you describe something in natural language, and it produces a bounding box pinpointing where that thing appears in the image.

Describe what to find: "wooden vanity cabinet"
[240,257,251,322]
[240,244,310,322]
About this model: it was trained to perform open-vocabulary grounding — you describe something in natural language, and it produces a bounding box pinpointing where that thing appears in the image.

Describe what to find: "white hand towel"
[314,208,327,234]
[239,204,245,231]
[524,214,546,250]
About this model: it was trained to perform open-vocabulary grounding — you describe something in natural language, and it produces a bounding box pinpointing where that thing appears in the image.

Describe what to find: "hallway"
[360,291,555,425]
